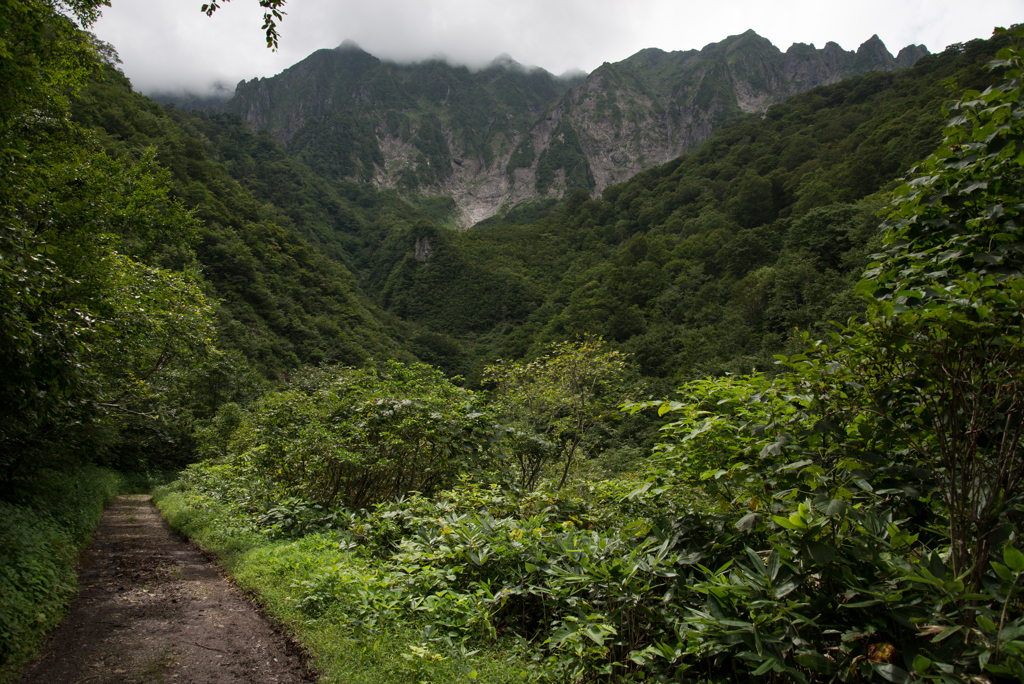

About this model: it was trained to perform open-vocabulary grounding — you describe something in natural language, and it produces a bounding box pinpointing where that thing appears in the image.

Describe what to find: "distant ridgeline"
[212,31,929,226]
[83,32,1011,385]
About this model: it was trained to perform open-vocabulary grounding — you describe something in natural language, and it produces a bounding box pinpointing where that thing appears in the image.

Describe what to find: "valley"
[2,4,1023,682]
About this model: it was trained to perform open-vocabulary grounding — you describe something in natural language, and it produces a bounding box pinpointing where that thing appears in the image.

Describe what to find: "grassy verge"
[153,484,540,684]
[0,467,122,681]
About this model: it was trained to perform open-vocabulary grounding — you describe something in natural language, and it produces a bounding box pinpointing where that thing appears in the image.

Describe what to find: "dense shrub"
[198,362,495,509]
[0,467,120,680]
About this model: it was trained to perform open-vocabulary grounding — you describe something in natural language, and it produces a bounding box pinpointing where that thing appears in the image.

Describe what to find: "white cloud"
[90,0,1022,95]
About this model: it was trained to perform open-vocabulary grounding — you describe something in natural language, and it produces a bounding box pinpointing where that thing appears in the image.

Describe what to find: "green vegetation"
[70,65,405,379]
[485,337,631,489]
[153,478,539,684]
[351,32,1014,383]
[5,2,1024,683]
[153,40,1024,682]
[534,119,595,195]
[200,362,493,509]
[0,467,120,679]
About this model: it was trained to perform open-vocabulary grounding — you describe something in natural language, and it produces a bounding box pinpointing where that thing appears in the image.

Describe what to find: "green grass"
[153,486,540,684]
[0,467,122,682]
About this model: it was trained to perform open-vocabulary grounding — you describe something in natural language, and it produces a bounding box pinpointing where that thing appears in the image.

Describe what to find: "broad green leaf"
[992,561,1014,581]
[1000,624,1024,642]
[771,515,802,530]
[751,657,777,676]
[813,497,848,517]
[807,542,838,566]
[976,614,998,632]
[746,547,767,576]
[796,652,838,674]
[871,662,912,684]
[1009,656,1024,682]
[842,599,883,609]
[931,625,962,643]
[1004,545,1024,573]
[583,627,606,646]
[767,550,780,581]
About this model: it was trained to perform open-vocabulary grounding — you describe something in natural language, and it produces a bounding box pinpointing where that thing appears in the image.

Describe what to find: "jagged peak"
[698,29,779,59]
[856,34,891,55]
[786,42,819,54]
[896,44,930,67]
[822,41,848,56]
[725,29,775,47]
[557,68,588,83]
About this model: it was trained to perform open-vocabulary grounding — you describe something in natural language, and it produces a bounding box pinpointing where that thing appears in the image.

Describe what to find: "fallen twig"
[194,641,229,654]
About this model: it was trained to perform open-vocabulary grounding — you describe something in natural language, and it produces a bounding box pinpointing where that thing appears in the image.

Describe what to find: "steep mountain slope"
[226,31,927,225]
[227,45,577,225]
[71,66,409,379]
[90,31,1005,388]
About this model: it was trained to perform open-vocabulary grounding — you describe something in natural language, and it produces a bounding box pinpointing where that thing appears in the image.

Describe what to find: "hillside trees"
[1,0,218,482]
[70,58,411,380]
[324,31,1015,384]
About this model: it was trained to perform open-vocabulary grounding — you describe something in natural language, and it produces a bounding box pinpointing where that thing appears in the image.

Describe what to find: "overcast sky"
[90,0,1023,95]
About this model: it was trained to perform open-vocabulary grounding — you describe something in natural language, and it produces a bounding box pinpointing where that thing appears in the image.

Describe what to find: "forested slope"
[79,34,1011,388]
[352,34,1015,381]
[71,66,405,378]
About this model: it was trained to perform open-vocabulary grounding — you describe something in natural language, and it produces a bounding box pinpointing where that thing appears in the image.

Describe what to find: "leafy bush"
[198,361,496,509]
[485,337,632,490]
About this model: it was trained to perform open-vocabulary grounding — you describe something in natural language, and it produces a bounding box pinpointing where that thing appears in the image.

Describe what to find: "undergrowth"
[0,467,121,681]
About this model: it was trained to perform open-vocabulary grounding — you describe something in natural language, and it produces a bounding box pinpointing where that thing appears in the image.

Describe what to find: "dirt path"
[17,495,315,684]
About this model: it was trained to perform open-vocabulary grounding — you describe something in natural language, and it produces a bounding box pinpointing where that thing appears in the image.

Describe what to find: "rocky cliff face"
[226,31,928,227]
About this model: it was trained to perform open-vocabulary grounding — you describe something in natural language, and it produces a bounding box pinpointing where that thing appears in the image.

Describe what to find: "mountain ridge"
[223,30,928,226]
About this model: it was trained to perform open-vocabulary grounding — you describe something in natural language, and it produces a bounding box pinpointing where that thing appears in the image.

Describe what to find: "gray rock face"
[226,31,928,227]
[414,235,433,261]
